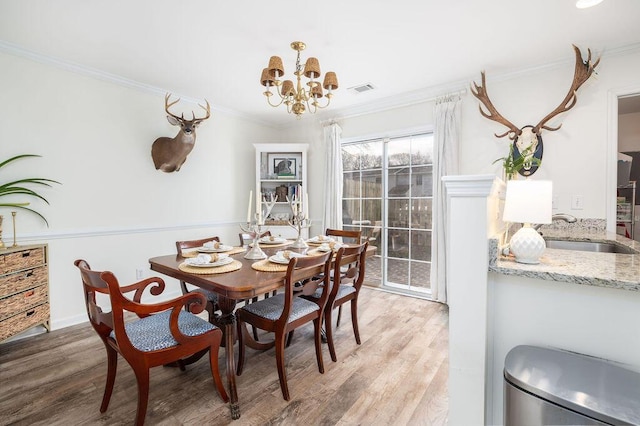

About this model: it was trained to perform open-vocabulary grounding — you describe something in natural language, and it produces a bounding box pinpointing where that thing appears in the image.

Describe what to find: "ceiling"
[1,0,640,126]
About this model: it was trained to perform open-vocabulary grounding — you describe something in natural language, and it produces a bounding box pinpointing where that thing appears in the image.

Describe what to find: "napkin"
[203,241,221,249]
[188,253,228,265]
[274,250,305,260]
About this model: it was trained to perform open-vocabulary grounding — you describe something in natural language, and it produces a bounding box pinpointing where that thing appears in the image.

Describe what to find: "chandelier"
[260,41,338,118]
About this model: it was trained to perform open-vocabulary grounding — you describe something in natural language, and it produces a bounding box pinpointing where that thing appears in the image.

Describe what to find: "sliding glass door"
[342,133,434,296]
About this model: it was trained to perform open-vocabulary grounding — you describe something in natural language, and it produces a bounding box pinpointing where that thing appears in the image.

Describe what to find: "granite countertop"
[489,226,640,292]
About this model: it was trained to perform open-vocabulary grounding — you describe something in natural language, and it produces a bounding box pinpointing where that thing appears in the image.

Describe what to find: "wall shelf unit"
[254,143,308,239]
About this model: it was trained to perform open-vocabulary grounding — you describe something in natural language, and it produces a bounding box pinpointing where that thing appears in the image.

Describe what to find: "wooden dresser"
[0,244,50,342]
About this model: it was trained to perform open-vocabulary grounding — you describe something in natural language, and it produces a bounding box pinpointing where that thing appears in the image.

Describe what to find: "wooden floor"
[0,288,449,425]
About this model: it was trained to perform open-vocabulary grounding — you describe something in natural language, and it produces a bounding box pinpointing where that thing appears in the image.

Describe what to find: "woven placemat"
[250,240,292,249]
[251,259,289,272]
[182,246,246,258]
[178,260,243,274]
[306,248,330,256]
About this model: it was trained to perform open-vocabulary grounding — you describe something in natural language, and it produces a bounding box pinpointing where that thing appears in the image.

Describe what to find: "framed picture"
[267,153,301,178]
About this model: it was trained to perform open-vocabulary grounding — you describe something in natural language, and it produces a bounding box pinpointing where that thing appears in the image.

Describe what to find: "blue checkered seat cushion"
[310,284,356,300]
[240,294,319,321]
[110,310,216,352]
[191,288,218,303]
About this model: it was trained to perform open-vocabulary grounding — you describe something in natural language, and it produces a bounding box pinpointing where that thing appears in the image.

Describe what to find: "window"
[342,132,434,296]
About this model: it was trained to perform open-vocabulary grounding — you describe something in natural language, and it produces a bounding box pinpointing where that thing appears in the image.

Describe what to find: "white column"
[442,174,499,426]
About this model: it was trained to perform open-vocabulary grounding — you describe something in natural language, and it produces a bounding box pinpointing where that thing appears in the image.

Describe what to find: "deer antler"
[195,100,211,122]
[165,93,211,122]
[164,93,182,121]
[533,45,600,134]
[471,71,522,140]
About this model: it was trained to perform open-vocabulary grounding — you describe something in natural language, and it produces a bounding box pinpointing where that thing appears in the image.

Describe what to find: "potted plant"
[493,144,541,181]
[0,154,60,228]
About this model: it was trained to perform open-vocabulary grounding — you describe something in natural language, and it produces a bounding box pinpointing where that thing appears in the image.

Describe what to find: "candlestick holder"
[0,215,5,249]
[11,211,17,248]
[288,212,312,249]
[240,217,267,260]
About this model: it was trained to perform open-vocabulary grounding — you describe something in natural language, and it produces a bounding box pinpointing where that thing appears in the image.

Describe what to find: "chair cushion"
[110,310,216,352]
[191,288,218,304]
[241,294,319,322]
[311,284,356,300]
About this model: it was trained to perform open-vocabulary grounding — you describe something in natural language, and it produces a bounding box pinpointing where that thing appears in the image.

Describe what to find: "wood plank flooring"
[0,288,448,425]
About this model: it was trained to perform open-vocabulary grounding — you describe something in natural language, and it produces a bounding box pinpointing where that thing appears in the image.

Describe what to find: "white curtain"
[322,123,343,231]
[431,95,461,304]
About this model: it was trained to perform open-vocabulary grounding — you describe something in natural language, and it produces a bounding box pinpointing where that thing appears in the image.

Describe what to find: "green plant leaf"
[0,154,60,226]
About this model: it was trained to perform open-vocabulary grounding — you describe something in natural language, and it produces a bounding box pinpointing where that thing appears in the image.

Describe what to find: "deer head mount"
[471,45,600,177]
[151,93,210,173]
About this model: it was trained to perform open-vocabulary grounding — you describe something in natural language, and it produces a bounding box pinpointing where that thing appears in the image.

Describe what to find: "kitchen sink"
[544,239,638,254]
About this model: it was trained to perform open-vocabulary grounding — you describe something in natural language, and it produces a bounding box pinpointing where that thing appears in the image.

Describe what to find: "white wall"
[286,48,640,223]
[0,51,281,329]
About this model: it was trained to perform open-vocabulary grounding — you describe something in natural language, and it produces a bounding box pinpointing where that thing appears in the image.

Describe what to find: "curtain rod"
[320,88,467,126]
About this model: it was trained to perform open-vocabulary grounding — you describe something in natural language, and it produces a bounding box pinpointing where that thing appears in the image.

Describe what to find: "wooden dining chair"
[235,251,333,401]
[74,259,228,426]
[319,242,368,362]
[324,228,363,327]
[325,228,362,244]
[175,236,221,324]
[238,230,271,247]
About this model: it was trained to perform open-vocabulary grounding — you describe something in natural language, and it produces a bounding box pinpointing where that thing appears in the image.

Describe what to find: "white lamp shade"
[503,180,553,225]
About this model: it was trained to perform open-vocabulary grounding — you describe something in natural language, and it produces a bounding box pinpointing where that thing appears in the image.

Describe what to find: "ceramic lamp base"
[509,225,545,264]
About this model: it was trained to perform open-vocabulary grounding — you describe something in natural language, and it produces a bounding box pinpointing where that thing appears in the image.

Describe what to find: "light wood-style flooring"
[0,288,449,425]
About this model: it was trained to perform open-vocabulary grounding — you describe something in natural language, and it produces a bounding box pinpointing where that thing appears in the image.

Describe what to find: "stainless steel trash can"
[504,345,640,425]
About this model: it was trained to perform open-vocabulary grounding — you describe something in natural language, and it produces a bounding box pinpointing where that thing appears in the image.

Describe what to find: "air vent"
[348,83,376,94]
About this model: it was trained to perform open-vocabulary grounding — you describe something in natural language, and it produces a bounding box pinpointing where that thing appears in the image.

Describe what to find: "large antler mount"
[471,45,600,177]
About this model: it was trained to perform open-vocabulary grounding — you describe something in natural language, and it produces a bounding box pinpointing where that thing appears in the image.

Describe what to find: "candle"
[305,192,309,220]
[257,192,262,224]
[247,190,252,223]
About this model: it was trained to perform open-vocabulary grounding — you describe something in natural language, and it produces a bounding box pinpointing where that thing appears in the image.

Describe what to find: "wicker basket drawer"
[0,303,49,342]
[0,247,46,275]
[0,285,48,321]
[0,267,48,297]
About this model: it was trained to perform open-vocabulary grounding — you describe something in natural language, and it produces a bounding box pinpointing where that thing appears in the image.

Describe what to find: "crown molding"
[311,42,640,126]
[0,39,278,128]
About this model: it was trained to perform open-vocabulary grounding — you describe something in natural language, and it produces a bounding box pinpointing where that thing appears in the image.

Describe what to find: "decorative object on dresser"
[260,41,338,118]
[472,45,600,177]
[151,93,210,173]
[0,244,49,342]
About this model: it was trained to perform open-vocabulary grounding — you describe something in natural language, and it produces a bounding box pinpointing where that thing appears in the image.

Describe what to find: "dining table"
[148,240,376,420]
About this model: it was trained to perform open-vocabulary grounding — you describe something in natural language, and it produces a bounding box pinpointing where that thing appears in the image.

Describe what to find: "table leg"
[217,296,241,420]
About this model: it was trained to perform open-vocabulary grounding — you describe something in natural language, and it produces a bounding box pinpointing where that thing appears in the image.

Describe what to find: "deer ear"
[166,115,180,126]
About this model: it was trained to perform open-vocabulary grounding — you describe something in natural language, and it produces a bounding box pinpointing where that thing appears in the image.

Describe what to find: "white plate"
[307,236,335,243]
[197,245,233,253]
[185,257,234,268]
[260,238,287,245]
[268,255,290,264]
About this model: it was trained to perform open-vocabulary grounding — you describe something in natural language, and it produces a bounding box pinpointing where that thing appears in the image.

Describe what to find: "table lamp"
[503,180,552,264]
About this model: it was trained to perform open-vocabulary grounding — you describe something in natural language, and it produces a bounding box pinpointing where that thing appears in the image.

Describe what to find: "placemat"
[250,240,293,249]
[182,246,246,258]
[178,260,242,274]
[251,259,289,272]
[306,248,330,256]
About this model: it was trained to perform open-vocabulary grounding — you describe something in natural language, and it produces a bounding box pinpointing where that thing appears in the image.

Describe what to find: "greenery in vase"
[0,154,61,226]
[493,143,541,180]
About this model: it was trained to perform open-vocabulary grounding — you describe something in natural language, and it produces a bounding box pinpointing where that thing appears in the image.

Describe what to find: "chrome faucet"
[534,213,577,231]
